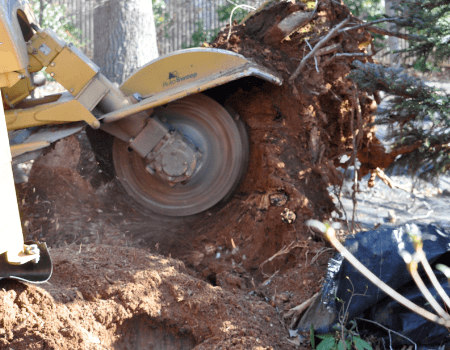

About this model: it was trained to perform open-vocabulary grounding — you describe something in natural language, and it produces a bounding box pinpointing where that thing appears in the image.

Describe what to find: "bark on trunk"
[385,0,400,67]
[93,0,159,85]
[39,0,44,26]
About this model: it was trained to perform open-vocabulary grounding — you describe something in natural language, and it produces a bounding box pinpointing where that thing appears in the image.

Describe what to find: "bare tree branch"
[289,16,350,83]
[314,43,342,56]
[365,25,424,41]
[335,53,372,57]
[339,17,401,33]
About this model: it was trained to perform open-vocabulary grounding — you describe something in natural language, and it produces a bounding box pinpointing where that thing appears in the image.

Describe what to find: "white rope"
[305,38,319,72]
[227,3,256,42]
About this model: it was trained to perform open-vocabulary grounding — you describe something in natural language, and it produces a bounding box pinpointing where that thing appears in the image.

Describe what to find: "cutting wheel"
[113,94,248,216]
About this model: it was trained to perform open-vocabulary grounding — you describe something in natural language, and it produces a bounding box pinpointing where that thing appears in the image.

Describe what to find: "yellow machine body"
[121,49,280,97]
[0,101,24,260]
[0,0,281,271]
[0,91,42,267]
[0,0,31,75]
[0,0,39,266]
[1,0,280,133]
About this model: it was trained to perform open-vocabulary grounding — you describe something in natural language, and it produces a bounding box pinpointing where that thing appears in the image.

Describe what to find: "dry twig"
[365,25,422,41]
[334,53,372,57]
[289,16,350,83]
[413,244,450,311]
[226,2,256,41]
[314,43,342,56]
[305,38,319,73]
[338,17,400,33]
[284,291,319,319]
[259,240,307,273]
[375,167,411,192]
[349,87,362,234]
[310,247,334,265]
[355,318,417,350]
[411,210,434,220]
[260,270,280,286]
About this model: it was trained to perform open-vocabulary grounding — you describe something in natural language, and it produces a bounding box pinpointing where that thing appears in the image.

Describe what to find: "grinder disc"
[113,94,248,216]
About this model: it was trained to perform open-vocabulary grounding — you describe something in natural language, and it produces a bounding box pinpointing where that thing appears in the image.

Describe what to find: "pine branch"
[338,17,401,33]
[349,61,450,179]
[365,26,423,41]
[289,16,350,83]
[344,1,450,179]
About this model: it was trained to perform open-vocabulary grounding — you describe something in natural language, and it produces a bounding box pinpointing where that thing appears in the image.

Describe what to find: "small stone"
[275,292,290,303]
[281,208,296,223]
[204,243,216,256]
[388,210,397,223]
[259,194,270,211]
[269,192,288,206]
[186,251,204,267]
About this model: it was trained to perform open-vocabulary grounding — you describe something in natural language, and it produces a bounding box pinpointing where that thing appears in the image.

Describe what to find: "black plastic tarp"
[299,224,450,348]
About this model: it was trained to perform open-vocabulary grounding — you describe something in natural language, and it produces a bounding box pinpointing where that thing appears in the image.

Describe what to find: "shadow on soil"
[113,315,196,350]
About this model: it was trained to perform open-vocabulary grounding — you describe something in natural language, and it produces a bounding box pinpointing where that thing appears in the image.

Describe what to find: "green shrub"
[29,0,84,48]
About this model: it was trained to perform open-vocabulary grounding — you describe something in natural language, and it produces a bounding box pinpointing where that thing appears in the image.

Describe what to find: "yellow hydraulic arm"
[0,102,52,282]
[0,102,34,263]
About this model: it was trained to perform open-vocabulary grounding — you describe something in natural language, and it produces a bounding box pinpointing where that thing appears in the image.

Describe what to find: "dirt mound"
[14,131,331,349]
[19,0,378,277]
[210,0,378,220]
[0,245,298,349]
[7,1,383,348]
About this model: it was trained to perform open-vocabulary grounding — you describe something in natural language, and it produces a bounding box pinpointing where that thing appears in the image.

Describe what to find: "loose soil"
[2,1,386,349]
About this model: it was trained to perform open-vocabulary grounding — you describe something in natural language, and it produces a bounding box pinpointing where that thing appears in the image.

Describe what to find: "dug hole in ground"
[0,1,410,349]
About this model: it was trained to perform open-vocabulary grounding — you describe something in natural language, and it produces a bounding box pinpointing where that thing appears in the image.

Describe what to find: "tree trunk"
[93,0,159,85]
[385,0,400,67]
[39,0,44,26]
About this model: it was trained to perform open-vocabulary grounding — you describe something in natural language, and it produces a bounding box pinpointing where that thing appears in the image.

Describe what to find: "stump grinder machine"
[0,0,281,282]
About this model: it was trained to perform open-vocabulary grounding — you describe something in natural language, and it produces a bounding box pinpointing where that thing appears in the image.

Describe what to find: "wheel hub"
[149,138,197,183]
[112,94,248,216]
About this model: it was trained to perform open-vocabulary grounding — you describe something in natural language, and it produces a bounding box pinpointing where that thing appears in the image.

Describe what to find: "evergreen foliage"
[217,0,249,24]
[388,1,450,70]
[348,1,450,179]
[350,61,450,178]
[342,0,386,47]
[343,0,383,20]
[182,20,220,49]
[29,0,83,48]
[181,1,251,49]
[152,0,173,39]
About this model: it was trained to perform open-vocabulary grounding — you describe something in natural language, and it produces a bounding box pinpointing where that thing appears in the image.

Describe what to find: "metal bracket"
[128,117,169,158]
[0,242,52,283]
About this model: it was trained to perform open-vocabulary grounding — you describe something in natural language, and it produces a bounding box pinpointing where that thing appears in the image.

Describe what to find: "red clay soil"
[1,245,313,349]
[2,1,385,349]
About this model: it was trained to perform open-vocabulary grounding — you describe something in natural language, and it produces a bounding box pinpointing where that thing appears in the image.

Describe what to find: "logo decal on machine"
[39,43,52,56]
[163,71,198,87]
[168,71,178,79]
